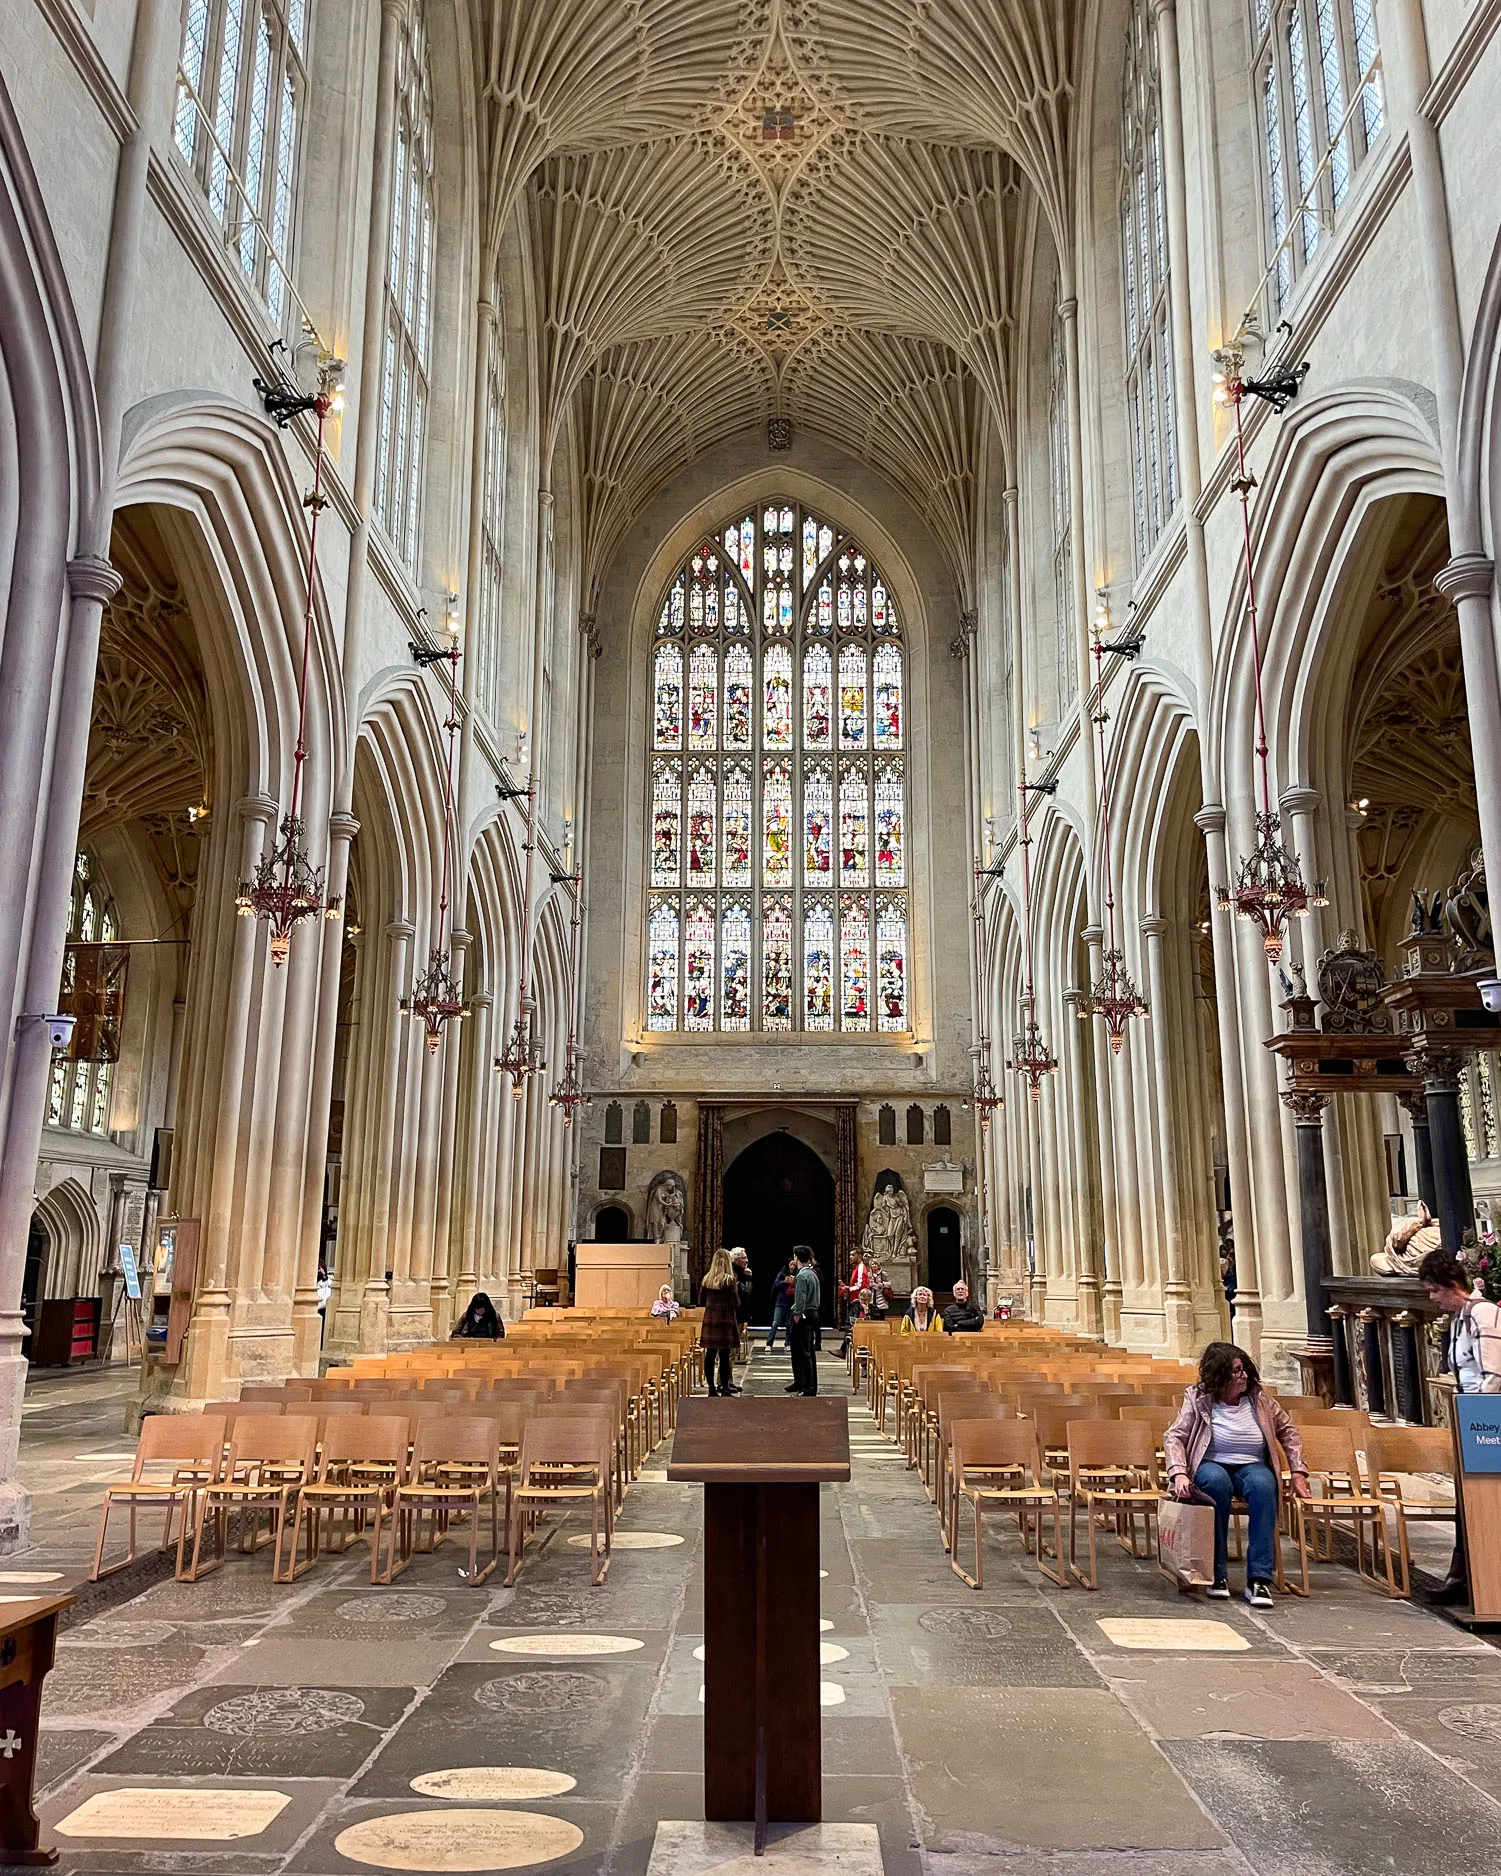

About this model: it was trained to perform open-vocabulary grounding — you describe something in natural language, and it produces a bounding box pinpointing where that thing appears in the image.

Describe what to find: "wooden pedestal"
[0,1594,72,1865]
[668,1398,850,1843]
[1452,1396,1501,1621]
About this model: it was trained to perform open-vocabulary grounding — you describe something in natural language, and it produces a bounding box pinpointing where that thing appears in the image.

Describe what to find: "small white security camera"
[41,1014,75,1050]
[1480,978,1501,1015]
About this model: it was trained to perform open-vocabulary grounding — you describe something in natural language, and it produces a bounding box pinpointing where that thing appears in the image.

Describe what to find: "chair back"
[238,1384,290,1402]
[1364,1424,1453,1486]
[1065,1417,1158,1487]
[1272,1393,1328,1416]
[1031,1399,1107,1453]
[517,1414,611,1487]
[411,1415,500,1483]
[226,1414,320,1479]
[317,1413,411,1481]
[950,1417,1043,1484]
[1295,1422,1363,1486]
[133,1413,228,1479]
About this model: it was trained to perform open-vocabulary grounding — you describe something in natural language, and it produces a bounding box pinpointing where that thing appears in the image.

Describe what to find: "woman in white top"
[1164,1342,1309,1608]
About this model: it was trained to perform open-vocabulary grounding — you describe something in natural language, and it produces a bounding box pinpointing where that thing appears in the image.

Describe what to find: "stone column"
[1418,1051,1475,1255]
[1283,1091,1334,1342]
[360,918,414,1351]
[1196,807,1263,1357]
[1060,987,1101,1332]
[1081,927,1124,1339]
[456,988,492,1301]
[1142,917,1195,1351]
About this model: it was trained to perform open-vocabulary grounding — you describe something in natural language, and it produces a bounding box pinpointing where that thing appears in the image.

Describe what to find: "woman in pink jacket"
[1164,1341,1310,1608]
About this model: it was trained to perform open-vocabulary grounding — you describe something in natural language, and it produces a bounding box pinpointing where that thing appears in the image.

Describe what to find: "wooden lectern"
[0,1592,72,1864]
[1451,1395,1501,1620]
[668,1397,850,1848]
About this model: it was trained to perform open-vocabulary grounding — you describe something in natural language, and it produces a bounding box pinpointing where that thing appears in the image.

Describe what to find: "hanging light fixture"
[400,599,468,1053]
[237,355,344,962]
[493,742,543,1096]
[1081,612,1148,1053]
[1008,772,1058,1100]
[963,859,1005,1133]
[550,861,590,1127]
[1212,345,1325,962]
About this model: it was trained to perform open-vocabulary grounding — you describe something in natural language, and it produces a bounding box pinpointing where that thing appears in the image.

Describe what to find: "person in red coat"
[699,1249,740,1397]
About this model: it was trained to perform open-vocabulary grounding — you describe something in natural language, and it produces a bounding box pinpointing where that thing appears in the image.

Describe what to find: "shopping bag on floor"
[1156,1497,1215,1587]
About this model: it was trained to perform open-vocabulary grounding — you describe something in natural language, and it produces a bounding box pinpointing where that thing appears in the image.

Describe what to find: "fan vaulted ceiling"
[478,0,1083,603]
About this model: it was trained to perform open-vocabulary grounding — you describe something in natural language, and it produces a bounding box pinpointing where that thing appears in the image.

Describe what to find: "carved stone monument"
[645,1169,688,1298]
[860,1171,917,1297]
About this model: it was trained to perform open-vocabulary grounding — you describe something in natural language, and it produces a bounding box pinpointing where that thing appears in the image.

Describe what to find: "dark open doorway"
[593,1205,630,1241]
[926,1205,962,1297]
[722,1130,835,1323]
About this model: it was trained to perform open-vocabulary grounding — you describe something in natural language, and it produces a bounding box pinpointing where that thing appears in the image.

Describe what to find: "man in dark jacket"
[941,1280,985,1335]
[787,1246,822,1396]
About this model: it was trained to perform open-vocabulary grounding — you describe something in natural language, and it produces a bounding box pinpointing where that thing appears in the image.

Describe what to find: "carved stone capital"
[1396,1089,1430,1126]
[1139,915,1169,939]
[1408,1047,1468,1091]
[1282,1090,1329,1124]
[1435,553,1496,607]
[238,793,278,826]
[1279,786,1320,817]
[68,554,123,605]
[1194,803,1226,836]
[328,812,360,843]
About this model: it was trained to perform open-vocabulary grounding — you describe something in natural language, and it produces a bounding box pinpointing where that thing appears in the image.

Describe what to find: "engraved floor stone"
[333,1806,585,1870]
[410,1767,577,1800]
[490,1633,644,1657]
[567,1529,682,1549]
[56,1786,292,1840]
[1436,1702,1501,1740]
[98,1684,408,1778]
[475,1669,611,1713]
[0,1571,62,1584]
[205,1688,368,1734]
[64,1620,177,1648]
[644,1819,884,1876]
[337,1593,448,1623]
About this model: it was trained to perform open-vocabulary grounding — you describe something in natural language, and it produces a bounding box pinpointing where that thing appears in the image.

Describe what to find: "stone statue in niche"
[1371,1202,1442,1278]
[645,1170,688,1297]
[861,1171,918,1297]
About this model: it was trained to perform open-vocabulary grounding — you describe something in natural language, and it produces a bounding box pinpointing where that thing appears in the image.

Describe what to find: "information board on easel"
[1452,1395,1501,1620]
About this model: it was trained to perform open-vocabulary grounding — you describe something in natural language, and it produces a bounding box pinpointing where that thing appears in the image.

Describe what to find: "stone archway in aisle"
[721,1131,836,1325]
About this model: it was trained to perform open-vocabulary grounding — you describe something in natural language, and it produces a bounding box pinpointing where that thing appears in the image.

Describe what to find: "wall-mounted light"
[1348,796,1370,815]
[1094,588,1111,634]
[1027,726,1044,764]
[444,591,460,640]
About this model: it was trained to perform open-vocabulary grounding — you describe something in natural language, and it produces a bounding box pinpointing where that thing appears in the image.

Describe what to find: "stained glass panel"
[723,643,752,748]
[877,894,907,1032]
[804,898,834,1031]
[839,759,868,887]
[763,895,793,1030]
[683,899,715,1031]
[643,502,909,1032]
[804,761,832,883]
[875,762,905,884]
[651,759,681,887]
[687,764,716,886]
[722,763,752,883]
[653,644,683,749]
[647,898,679,1030]
[764,643,792,747]
[803,643,832,749]
[873,644,902,749]
[763,758,792,882]
[841,894,871,1030]
[721,900,751,1031]
[838,645,867,749]
[689,644,718,749]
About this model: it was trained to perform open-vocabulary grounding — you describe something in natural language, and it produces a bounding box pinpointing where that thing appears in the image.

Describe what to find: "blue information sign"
[1455,1394,1501,1475]
[118,1243,140,1302]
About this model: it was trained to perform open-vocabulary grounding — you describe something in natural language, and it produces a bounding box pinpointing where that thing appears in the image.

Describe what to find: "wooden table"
[668,1397,850,1848]
[0,1593,72,1865]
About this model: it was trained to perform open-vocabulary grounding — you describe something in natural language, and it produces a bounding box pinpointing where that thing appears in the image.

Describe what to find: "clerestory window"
[1121,0,1178,563]
[646,503,910,1036]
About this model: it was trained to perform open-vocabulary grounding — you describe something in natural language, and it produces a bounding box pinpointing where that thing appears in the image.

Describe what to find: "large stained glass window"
[646,503,910,1033]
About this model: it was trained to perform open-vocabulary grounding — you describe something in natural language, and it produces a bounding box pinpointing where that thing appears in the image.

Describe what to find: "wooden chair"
[205,1399,285,1443]
[382,1416,502,1585]
[934,1394,1011,1539]
[1065,1420,1162,1589]
[1291,1423,1398,1596]
[90,1415,227,1581]
[1363,1425,1456,1598]
[949,1419,1065,1589]
[181,1414,320,1581]
[275,1414,411,1583]
[1029,1399,1106,1478]
[505,1417,614,1587]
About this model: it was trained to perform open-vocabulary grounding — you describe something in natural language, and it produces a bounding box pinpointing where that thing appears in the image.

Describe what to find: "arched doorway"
[593,1205,630,1241]
[927,1206,961,1297]
[722,1132,835,1324]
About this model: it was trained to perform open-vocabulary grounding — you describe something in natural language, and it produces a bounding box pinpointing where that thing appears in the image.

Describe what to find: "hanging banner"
[59,942,129,1062]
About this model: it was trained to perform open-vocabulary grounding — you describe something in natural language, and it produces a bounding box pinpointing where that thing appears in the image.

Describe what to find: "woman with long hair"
[1164,1340,1309,1606]
[901,1285,941,1333]
[699,1249,740,1396]
[451,1291,504,1340]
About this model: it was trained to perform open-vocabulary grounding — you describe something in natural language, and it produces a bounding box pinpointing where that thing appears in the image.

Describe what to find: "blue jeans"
[766,1303,790,1348]
[1193,1459,1278,1583]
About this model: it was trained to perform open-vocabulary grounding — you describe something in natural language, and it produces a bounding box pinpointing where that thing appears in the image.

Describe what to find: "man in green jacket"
[788,1245,822,1397]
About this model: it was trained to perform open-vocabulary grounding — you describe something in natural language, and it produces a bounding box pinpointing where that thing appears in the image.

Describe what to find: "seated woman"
[451,1291,504,1340]
[901,1285,942,1333]
[1165,1340,1309,1607]
[650,1283,681,1322]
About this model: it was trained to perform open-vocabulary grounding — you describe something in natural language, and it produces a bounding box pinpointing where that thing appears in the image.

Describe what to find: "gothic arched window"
[647,503,909,1036]
[1121,0,1177,563]
[374,0,435,571]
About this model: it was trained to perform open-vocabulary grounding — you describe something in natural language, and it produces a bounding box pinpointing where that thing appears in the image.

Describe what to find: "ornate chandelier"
[550,863,590,1126]
[236,359,342,962]
[963,859,1005,1133]
[494,757,544,1096]
[1212,350,1325,961]
[1008,775,1058,1100]
[400,603,468,1053]
[1081,617,1147,1053]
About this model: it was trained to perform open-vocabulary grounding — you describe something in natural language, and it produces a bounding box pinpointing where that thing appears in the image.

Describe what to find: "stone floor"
[9,1350,1501,1875]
